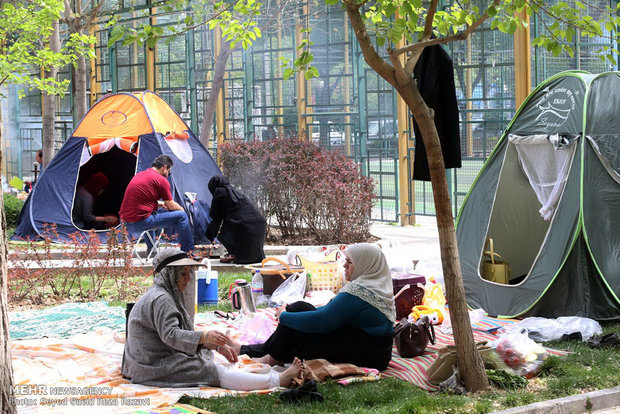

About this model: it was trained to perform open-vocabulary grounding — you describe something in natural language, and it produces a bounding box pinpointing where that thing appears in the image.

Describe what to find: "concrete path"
[369,215,444,282]
[490,386,620,414]
[7,216,444,273]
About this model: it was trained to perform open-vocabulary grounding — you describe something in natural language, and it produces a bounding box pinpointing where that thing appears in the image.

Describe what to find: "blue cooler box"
[197,268,219,304]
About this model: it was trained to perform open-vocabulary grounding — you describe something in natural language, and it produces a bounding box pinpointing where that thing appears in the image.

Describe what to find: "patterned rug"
[10,304,568,412]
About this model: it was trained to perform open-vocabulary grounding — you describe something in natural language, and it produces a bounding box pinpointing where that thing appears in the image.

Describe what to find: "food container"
[246,257,305,295]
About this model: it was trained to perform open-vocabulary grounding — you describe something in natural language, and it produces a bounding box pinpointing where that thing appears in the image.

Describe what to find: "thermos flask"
[230,280,257,314]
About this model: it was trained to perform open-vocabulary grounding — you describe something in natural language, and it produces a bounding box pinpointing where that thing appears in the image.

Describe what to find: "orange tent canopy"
[73,92,188,150]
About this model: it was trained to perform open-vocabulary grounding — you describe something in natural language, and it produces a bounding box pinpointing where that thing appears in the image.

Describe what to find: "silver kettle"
[231,280,256,314]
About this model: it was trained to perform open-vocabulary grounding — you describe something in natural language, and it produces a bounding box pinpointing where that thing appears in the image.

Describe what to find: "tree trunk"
[0,103,17,414]
[74,53,88,123]
[399,84,488,392]
[344,2,488,392]
[42,20,60,169]
[200,42,233,146]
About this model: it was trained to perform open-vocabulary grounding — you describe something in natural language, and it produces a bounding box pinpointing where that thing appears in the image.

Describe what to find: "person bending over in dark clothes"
[205,175,266,264]
[72,172,119,230]
[228,243,395,371]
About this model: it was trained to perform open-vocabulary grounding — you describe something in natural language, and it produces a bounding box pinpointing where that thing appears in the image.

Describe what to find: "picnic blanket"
[10,307,377,413]
[10,303,567,412]
[10,302,126,340]
[384,315,568,391]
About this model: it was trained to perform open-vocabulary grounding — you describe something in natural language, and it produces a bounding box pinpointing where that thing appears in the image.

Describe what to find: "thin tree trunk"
[400,84,488,392]
[63,0,88,123]
[74,53,88,123]
[344,2,488,392]
[42,20,60,169]
[200,41,233,146]
[0,103,17,414]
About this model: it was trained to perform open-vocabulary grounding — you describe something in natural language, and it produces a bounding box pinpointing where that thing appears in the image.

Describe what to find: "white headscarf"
[339,243,396,322]
[152,249,193,330]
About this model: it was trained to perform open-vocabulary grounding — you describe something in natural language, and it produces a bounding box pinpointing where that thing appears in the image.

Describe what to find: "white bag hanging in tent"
[508,134,577,221]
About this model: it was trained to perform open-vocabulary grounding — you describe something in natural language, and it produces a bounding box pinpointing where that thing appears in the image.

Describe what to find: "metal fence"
[4,0,618,223]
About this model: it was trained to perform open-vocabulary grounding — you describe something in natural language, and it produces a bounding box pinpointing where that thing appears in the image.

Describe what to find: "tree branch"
[343,0,395,83]
[423,0,439,39]
[387,48,412,87]
[393,0,498,57]
[528,0,607,37]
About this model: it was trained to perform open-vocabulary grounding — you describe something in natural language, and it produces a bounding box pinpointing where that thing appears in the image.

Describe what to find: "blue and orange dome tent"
[13,91,221,243]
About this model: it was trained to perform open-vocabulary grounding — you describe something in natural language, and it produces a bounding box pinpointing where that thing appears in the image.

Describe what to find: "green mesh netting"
[9,302,126,340]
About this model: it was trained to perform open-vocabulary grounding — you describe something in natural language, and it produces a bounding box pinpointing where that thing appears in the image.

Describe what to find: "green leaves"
[278,28,318,81]
[111,0,264,51]
[304,66,319,80]
[0,0,93,95]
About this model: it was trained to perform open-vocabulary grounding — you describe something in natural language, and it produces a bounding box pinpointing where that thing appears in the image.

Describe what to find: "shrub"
[8,224,150,305]
[3,193,24,227]
[219,138,375,244]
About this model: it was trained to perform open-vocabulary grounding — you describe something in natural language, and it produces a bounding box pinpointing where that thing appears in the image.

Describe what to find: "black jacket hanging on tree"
[412,45,461,181]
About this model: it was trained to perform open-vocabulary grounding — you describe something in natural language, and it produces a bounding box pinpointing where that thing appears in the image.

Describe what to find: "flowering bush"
[8,225,150,305]
[219,138,375,244]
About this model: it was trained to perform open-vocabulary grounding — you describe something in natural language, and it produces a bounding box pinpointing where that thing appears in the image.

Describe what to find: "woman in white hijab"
[232,243,395,370]
[122,248,301,390]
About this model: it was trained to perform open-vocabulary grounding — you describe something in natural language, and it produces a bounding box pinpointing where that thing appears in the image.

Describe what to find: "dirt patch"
[265,226,379,246]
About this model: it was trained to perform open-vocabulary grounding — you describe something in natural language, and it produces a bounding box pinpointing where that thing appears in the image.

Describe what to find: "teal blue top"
[279,292,393,337]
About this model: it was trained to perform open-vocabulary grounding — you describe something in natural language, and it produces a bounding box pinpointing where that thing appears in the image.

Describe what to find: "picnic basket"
[296,254,343,293]
[247,257,305,295]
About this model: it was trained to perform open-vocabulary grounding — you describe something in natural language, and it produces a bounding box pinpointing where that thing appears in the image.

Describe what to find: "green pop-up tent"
[456,71,619,320]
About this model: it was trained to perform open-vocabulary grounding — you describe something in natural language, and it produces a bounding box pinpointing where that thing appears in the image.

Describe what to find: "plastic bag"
[239,313,276,344]
[305,290,336,307]
[286,245,346,265]
[268,272,307,306]
[440,308,485,335]
[555,316,602,341]
[499,316,602,342]
[490,329,547,368]
[422,278,446,310]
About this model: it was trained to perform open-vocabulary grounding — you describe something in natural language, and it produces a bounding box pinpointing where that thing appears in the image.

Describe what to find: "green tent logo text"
[535,88,576,128]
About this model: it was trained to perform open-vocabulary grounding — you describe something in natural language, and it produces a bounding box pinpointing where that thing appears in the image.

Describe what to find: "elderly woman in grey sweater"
[122,249,301,390]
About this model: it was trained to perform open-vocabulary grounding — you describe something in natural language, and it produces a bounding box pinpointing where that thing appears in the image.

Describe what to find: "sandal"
[588,333,620,349]
[279,380,323,403]
[220,254,236,264]
[213,310,236,320]
[279,389,324,403]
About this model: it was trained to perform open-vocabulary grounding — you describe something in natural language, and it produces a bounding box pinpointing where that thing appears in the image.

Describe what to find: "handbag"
[393,316,436,358]
[482,238,511,284]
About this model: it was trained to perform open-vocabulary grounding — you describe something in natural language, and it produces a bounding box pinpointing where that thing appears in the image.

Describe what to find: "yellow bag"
[422,279,446,310]
[296,254,343,293]
[482,239,510,284]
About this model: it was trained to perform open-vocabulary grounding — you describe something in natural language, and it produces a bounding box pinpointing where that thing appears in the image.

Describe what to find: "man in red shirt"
[120,155,194,253]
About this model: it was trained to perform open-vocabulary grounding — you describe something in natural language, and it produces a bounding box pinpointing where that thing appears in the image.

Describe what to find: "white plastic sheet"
[499,316,602,342]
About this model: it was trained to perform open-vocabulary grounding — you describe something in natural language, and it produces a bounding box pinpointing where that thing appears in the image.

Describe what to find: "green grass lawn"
[178,321,620,414]
[10,267,620,414]
[185,272,620,414]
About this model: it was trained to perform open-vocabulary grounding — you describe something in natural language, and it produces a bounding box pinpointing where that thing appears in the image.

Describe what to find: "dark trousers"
[241,301,393,370]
